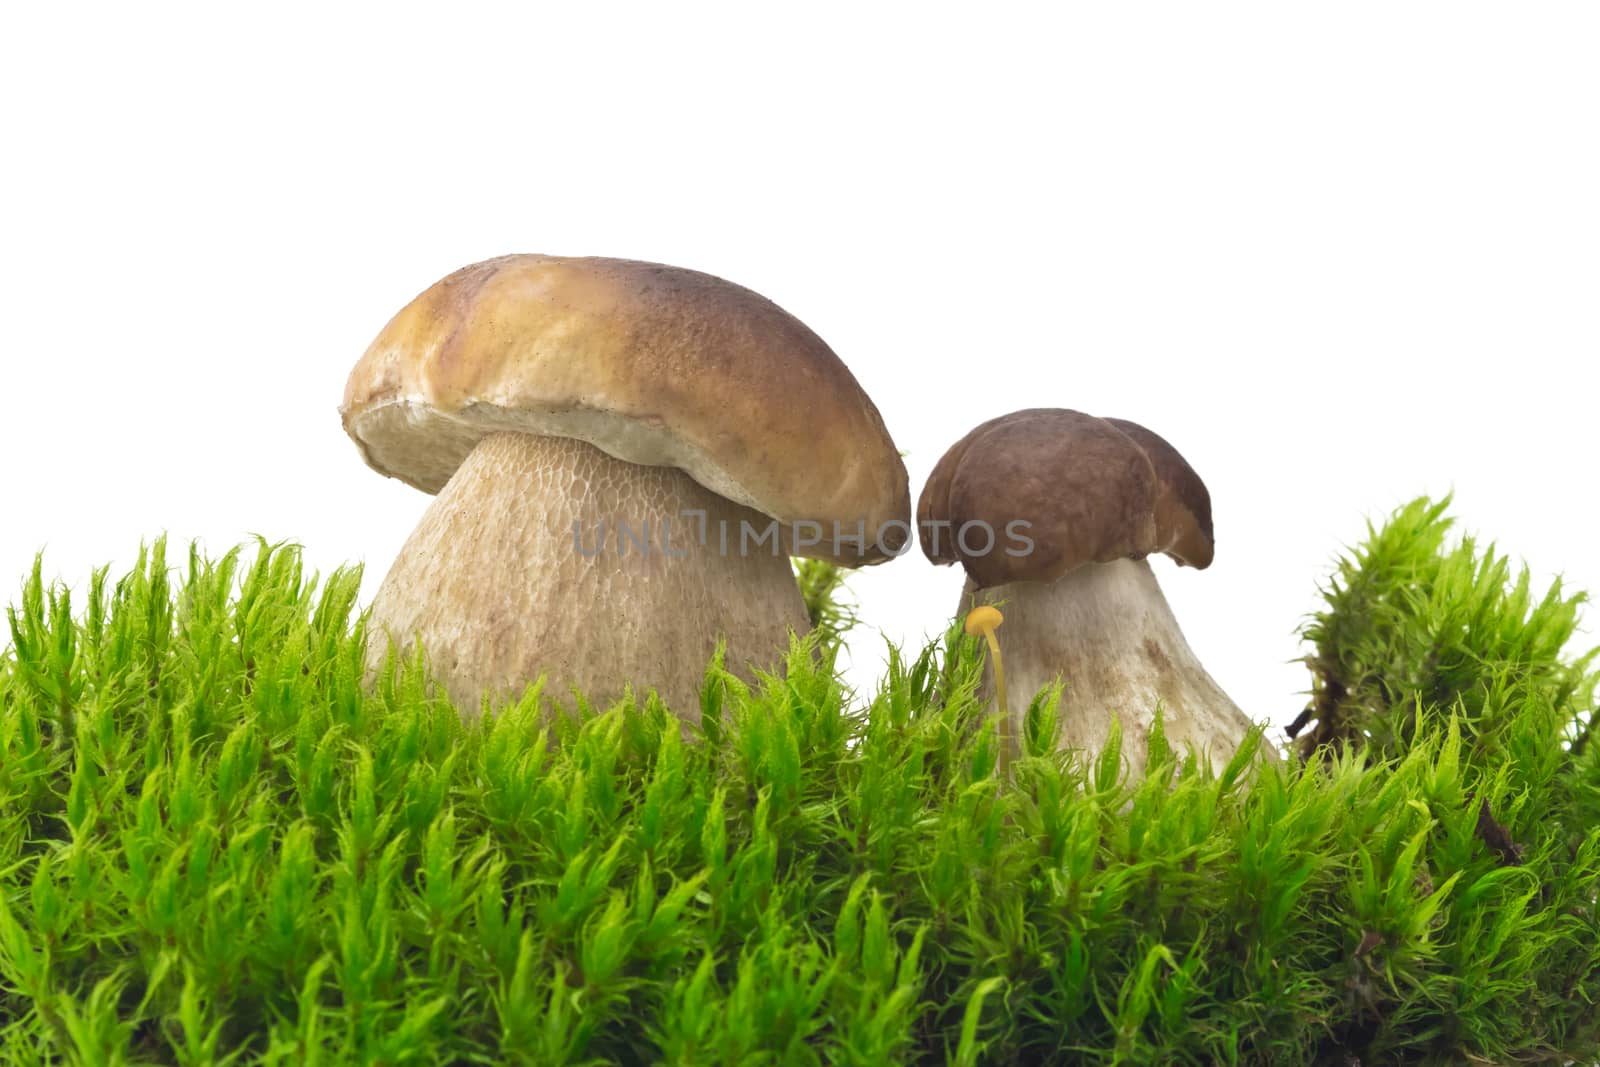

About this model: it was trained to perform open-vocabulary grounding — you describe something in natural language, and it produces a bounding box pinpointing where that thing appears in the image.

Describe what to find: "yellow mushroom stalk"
[964,605,1010,776]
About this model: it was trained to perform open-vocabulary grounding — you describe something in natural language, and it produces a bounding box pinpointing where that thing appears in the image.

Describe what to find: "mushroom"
[917,408,1260,777]
[342,254,909,722]
[963,604,1012,775]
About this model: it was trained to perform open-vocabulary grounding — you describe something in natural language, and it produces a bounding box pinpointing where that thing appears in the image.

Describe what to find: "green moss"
[0,498,1596,1064]
[792,558,860,649]
[1296,494,1597,766]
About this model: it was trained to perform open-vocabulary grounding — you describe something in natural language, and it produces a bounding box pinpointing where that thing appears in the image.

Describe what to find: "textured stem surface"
[367,432,809,721]
[964,557,1259,777]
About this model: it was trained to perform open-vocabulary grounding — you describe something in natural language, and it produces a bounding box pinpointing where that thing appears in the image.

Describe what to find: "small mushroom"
[918,408,1260,777]
[342,254,909,721]
[963,605,1012,775]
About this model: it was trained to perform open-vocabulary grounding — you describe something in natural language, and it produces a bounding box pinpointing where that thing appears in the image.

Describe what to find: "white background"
[2,5,1597,734]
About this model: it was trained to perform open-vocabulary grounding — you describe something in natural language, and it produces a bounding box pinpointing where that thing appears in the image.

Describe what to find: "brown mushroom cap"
[341,254,910,564]
[917,409,1214,588]
[1100,418,1215,569]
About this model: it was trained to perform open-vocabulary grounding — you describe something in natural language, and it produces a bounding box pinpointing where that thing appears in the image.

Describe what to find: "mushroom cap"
[917,408,1214,589]
[341,254,910,564]
[963,604,1004,636]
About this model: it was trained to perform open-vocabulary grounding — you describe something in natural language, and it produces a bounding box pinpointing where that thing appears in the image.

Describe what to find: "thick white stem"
[367,432,810,722]
[963,557,1260,778]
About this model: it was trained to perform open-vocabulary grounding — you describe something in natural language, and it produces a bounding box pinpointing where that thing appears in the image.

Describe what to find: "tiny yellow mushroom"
[964,605,1011,776]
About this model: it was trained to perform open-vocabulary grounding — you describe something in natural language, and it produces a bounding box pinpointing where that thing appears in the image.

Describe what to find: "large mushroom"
[917,408,1260,776]
[342,254,909,721]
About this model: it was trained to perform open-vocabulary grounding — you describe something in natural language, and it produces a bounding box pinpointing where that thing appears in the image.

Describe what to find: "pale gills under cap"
[341,254,910,564]
[917,408,1214,588]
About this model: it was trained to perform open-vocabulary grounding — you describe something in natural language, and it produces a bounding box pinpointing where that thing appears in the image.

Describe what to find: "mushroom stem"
[366,431,809,721]
[961,557,1259,778]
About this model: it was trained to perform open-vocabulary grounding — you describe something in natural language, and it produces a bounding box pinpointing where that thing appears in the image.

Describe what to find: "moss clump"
[1295,495,1597,766]
[0,497,1597,1065]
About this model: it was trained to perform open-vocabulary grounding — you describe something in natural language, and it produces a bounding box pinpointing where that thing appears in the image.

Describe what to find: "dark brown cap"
[341,254,910,564]
[1100,418,1214,569]
[917,408,1214,588]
